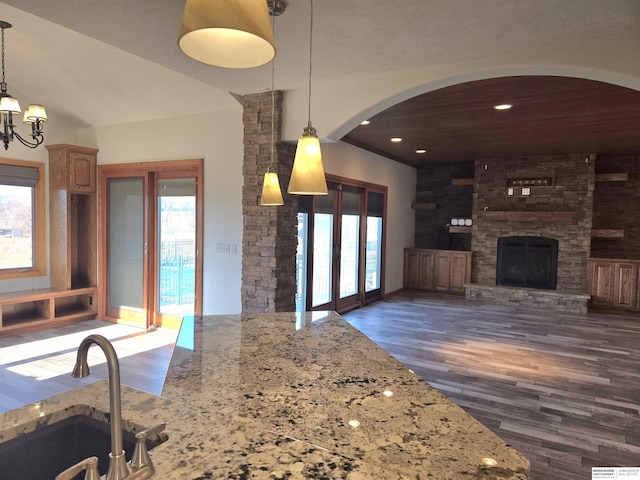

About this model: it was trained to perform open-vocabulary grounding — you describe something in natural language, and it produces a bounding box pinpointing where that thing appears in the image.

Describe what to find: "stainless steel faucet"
[72,334,130,480]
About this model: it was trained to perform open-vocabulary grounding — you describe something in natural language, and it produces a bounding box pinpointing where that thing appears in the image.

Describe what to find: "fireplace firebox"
[496,236,558,290]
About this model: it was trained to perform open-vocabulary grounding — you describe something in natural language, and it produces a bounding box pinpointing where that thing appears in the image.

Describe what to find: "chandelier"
[0,21,47,150]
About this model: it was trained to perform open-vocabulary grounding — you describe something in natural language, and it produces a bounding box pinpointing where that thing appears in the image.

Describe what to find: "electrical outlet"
[522,187,531,196]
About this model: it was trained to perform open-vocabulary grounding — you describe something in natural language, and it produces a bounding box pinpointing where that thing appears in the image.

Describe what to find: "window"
[0,159,45,279]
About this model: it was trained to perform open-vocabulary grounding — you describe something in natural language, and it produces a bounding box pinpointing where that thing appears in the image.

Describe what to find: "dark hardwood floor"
[343,291,640,480]
[3,294,640,479]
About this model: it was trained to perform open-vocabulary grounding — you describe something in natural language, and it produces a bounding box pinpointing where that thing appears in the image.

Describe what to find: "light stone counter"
[0,311,529,479]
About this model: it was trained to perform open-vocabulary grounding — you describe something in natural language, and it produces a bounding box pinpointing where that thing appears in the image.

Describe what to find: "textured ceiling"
[1,1,639,161]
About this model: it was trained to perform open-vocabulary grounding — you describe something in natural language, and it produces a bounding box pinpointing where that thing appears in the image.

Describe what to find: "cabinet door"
[590,261,615,307]
[614,262,638,309]
[403,250,421,289]
[434,252,451,291]
[419,251,435,290]
[449,252,469,292]
[69,152,96,193]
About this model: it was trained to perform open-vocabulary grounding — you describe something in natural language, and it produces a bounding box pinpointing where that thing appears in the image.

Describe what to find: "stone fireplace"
[496,236,558,290]
[464,154,594,312]
[470,154,594,292]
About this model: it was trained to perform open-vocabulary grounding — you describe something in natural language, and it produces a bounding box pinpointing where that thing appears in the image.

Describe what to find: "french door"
[297,176,386,313]
[98,160,203,329]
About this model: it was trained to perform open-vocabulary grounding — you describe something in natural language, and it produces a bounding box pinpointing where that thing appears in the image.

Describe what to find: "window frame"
[0,158,46,280]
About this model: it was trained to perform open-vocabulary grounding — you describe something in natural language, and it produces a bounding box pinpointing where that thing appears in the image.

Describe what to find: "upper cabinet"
[47,144,97,194]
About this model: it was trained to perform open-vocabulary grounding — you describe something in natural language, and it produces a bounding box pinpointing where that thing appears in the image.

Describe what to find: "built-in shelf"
[0,287,97,335]
[591,229,625,238]
[595,173,628,182]
[449,226,472,234]
[451,178,474,186]
[413,202,436,210]
[483,211,574,222]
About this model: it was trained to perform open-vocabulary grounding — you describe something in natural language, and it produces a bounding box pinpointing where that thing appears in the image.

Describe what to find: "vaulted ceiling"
[1,0,639,165]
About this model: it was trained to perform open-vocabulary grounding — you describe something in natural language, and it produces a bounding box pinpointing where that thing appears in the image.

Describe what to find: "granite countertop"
[0,311,529,479]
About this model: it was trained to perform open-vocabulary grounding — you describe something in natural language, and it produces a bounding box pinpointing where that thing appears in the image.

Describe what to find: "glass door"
[105,177,148,327]
[365,191,385,300]
[99,160,203,329]
[311,189,335,308]
[155,177,196,329]
[336,185,363,312]
[296,177,384,313]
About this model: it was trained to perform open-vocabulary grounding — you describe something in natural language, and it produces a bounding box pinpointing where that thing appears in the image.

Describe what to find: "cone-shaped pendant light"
[260,1,284,206]
[178,0,276,69]
[288,0,327,195]
[260,171,284,205]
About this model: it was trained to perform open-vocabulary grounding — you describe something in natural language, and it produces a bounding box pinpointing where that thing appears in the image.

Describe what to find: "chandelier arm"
[12,130,44,149]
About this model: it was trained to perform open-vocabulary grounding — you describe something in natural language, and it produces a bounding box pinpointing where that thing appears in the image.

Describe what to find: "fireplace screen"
[496,236,558,290]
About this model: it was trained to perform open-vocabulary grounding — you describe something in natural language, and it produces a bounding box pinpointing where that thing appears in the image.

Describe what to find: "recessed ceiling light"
[391,137,402,143]
[360,120,370,125]
[494,104,512,110]
[416,149,426,154]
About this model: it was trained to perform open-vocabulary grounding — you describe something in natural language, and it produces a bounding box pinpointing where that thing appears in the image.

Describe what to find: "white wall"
[321,141,416,294]
[79,108,244,314]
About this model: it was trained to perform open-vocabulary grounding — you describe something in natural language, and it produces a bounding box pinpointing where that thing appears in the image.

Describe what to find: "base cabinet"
[587,258,639,310]
[404,249,471,294]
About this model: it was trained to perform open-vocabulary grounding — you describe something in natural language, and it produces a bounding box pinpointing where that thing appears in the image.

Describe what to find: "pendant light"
[260,1,285,206]
[178,0,276,69]
[288,0,328,195]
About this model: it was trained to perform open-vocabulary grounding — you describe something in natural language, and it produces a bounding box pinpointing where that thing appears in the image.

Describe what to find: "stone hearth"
[464,283,590,313]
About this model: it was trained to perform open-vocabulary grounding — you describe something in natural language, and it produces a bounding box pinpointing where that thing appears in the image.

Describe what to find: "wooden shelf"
[483,211,574,222]
[413,202,436,210]
[449,226,472,234]
[451,178,474,186]
[0,287,97,335]
[595,173,628,182]
[591,229,624,238]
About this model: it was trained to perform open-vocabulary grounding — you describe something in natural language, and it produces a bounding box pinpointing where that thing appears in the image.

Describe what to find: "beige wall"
[78,109,245,314]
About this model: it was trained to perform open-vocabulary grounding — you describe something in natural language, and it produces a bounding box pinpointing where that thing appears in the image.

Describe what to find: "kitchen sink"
[0,414,165,480]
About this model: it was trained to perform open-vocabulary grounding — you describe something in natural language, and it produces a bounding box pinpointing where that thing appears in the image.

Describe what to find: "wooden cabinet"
[403,249,435,289]
[587,258,639,310]
[46,144,99,290]
[0,144,99,336]
[449,251,471,292]
[404,248,471,294]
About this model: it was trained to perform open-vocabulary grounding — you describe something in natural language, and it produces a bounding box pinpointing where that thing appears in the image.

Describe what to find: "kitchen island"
[0,311,529,479]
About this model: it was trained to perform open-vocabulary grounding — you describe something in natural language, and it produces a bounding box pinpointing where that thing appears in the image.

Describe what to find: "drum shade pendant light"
[0,21,47,150]
[260,1,284,206]
[288,0,327,195]
[178,0,276,69]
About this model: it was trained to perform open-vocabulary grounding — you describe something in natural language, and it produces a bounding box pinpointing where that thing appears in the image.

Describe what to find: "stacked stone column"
[242,91,298,312]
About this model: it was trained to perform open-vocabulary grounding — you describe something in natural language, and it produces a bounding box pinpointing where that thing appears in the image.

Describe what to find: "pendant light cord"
[268,9,276,173]
[307,0,313,125]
